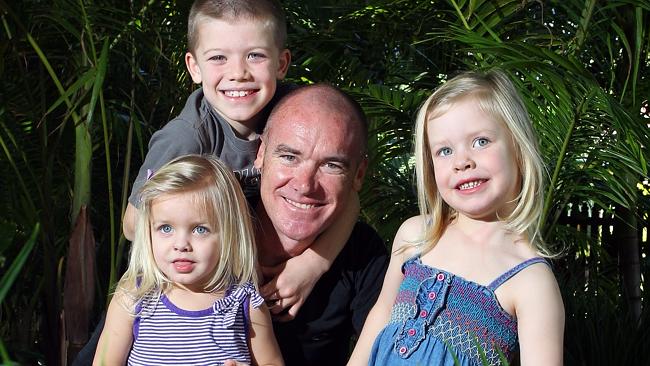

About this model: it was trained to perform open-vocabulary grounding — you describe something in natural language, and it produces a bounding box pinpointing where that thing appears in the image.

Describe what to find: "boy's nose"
[229,59,250,81]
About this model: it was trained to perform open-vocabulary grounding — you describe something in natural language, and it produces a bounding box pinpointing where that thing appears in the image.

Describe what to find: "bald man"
[253,84,388,365]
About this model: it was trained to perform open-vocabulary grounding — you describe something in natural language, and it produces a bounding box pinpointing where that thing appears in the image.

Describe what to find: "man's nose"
[291,164,318,194]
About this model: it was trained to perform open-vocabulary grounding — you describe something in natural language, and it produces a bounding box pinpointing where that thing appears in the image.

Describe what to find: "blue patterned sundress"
[368,256,548,365]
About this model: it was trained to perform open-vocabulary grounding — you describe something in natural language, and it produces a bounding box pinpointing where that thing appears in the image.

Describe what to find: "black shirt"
[273,221,389,366]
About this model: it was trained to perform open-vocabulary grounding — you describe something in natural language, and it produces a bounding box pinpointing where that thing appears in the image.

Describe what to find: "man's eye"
[280,155,296,162]
[437,147,452,157]
[323,162,344,173]
[473,138,490,148]
[159,224,173,234]
[193,226,209,235]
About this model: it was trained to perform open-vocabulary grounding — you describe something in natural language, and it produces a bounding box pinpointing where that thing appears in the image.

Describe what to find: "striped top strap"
[487,257,550,291]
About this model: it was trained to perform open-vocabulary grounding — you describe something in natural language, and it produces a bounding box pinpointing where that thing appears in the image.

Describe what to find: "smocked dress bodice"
[368,256,548,365]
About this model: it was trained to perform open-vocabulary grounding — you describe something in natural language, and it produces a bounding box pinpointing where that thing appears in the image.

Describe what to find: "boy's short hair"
[187,0,287,54]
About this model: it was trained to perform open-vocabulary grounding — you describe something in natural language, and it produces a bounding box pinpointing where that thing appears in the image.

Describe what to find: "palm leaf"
[0,223,39,305]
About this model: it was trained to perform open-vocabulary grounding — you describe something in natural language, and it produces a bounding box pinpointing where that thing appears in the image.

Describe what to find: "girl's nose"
[454,157,476,171]
[173,235,191,252]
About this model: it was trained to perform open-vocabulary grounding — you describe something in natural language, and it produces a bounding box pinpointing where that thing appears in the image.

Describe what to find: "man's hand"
[260,251,328,322]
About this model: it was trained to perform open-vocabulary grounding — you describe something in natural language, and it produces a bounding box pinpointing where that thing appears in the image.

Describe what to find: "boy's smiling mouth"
[223,90,257,97]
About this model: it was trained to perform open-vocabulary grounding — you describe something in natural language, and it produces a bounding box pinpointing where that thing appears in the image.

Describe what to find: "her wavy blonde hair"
[413,69,550,256]
[118,155,258,305]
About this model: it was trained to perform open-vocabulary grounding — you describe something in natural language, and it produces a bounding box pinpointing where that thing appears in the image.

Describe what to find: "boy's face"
[185,17,290,134]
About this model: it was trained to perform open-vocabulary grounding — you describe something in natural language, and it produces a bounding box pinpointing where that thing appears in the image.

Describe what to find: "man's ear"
[185,52,202,84]
[254,138,266,170]
[352,157,368,192]
[276,49,291,80]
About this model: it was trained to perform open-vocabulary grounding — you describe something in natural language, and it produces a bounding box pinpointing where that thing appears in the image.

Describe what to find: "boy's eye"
[473,138,490,148]
[159,224,173,234]
[437,147,453,157]
[247,52,266,60]
[193,226,209,235]
[209,55,226,62]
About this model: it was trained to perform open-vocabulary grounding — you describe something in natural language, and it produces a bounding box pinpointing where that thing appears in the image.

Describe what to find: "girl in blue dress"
[349,70,564,366]
[94,155,283,365]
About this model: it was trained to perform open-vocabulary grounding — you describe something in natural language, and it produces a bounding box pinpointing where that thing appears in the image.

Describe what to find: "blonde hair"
[118,155,258,305]
[413,69,549,256]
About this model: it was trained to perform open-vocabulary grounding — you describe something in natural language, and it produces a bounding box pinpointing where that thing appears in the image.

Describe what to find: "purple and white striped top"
[127,281,264,366]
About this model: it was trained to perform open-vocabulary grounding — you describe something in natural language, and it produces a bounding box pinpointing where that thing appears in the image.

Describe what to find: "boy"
[123,0,291,239]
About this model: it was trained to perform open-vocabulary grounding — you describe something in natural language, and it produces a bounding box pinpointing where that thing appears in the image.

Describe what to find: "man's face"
[255,96,366,254]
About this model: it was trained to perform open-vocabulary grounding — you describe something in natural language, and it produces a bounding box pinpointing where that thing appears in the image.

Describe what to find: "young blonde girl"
[349,70,564,365]
[94,155,283,366]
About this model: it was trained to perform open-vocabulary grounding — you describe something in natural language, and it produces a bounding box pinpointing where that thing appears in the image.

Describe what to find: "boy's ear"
[276,49,291,80]
[185,52,203,84]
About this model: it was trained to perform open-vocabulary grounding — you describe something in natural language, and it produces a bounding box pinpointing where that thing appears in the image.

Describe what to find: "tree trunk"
[615,204,641,323]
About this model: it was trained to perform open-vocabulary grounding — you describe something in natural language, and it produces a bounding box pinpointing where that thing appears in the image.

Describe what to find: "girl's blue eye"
[194,226,209,235]
[473,138,490,148]
[437,147,452,157]
[160,224,173,234]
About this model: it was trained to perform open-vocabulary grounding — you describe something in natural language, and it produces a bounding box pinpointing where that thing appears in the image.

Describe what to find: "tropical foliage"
[0,0,648,365]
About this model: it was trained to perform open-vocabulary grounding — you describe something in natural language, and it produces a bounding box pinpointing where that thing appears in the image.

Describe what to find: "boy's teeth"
[225,90,250,97]
[459,180,484,190]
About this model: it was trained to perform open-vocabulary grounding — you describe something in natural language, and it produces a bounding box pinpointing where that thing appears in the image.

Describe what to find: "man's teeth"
[458,180,484,190]
[286,198,316,209]
[224,90,251,97]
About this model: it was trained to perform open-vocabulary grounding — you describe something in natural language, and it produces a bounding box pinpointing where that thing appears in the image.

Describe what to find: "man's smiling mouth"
[285,197,318,209]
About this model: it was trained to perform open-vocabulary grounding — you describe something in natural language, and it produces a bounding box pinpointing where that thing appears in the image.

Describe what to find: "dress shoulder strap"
[487,257,549,291]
